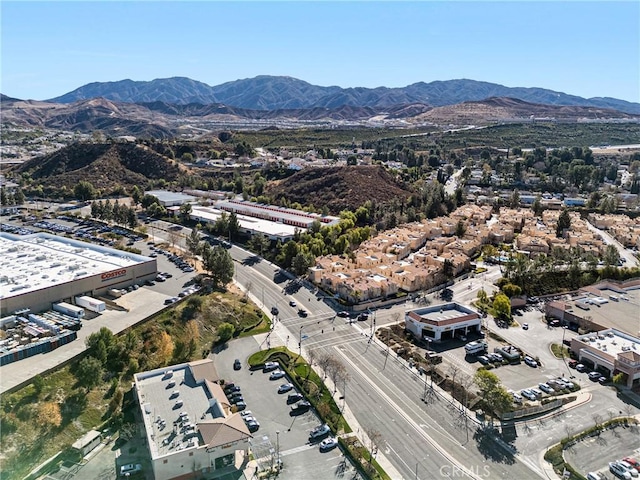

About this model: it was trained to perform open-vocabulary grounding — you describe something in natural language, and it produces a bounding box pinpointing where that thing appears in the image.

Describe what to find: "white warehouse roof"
[0,232,152,302]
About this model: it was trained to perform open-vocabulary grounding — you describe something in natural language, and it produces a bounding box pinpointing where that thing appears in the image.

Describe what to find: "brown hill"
[265,165,411,213]
[14,142,185,193]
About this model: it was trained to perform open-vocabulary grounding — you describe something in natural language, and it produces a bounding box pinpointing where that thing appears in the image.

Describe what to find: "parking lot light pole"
[275,430,280,473]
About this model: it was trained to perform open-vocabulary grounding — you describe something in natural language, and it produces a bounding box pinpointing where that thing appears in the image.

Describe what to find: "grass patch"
[550,343,570,359]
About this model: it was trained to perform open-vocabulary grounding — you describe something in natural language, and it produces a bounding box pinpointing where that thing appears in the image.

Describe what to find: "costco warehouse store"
[0,232,157,316]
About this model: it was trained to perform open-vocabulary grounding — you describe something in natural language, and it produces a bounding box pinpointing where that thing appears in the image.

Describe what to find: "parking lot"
[564,423,640,478]
[212,336,361,480]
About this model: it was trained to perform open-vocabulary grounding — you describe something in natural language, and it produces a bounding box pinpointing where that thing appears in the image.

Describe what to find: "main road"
[224,241,544,480]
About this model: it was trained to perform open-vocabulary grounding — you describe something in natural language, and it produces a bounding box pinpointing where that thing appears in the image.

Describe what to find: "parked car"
[120,463,142,477]
[529,388,542,397]
[539,383,555,394]
[319,436,339,452]
[287,392,304,404]
[598,376,608,384]
[278,383,294,394]
[291,400,311,412]
[246,420,260,433]
[234,402,247,411]
[521,389,537,401]
[225,385,241,393]
[477,355,490,365]
[263,361,279,372]
[588,371,602,381]
[230,395,244,404]
[270,370,286,380]
[309,423,331,441]
[234,359,242,370]
[337,311,350,318]
[568,360,579,369]
[619,461,639,478]
[576,363,587,372]
[622,457,640,473]
[524,356,537,367]
[610,461,633,479]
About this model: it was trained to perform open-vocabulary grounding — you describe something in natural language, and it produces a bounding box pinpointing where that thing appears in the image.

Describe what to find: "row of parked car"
[607,457,640,479]
[509,377,578,404]
[263,361,311,413]
[570,360,608,383]
[149,244,195,273]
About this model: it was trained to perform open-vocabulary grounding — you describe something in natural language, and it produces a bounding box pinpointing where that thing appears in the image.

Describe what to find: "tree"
[603,244,620,267]
[74,181,97,202]
[509,189,520,208]
[292,251,315,277]
[493,293,511,320]
[455,220,466,238]
[474,369,512,417]
[217,322,235,344]
[179,203,192,222]
[228,212,240,241]
[201,243,234,288]
[32,374,45,396]
[37,402,62,428]
[13,188,25,205]
[532,195,543,216]
[130,185,143,205]
[75,356,104,391]
[556,208,571,238]
[186,227,202,257]
[154,331,174,367]
[249,234,270,257]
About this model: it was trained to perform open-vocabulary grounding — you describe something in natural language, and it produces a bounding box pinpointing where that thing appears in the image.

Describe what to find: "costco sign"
[101,269,127,281]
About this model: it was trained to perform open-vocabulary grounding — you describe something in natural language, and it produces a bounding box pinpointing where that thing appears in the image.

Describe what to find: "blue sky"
[2,1,639,103]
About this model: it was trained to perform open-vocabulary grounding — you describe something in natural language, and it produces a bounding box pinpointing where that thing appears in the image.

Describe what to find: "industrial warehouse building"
[0,232,157,315]
[134,359,252,480]
[405,303,482,342]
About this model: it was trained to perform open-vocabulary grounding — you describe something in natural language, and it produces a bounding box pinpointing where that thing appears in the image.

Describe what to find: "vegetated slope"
[14,142,184,193]
[1,97,174,138]
[46,75,640,114]
[412,97,639,124]
[265,165,411,213]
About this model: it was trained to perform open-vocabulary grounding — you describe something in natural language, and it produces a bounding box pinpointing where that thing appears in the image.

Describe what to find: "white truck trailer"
[52,302,85,319]
[75,296,106,313]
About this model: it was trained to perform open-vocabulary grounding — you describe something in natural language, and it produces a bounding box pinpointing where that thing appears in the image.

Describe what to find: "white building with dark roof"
[134,359,252,480]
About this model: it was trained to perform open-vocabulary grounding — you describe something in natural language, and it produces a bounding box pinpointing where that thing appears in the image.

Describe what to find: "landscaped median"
[247,347,391,480]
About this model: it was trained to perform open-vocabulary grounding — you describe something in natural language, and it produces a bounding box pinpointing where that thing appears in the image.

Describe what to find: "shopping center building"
[0,232,156,315]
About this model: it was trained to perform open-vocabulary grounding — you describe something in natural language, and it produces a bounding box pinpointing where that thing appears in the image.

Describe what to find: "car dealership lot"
[212,336,360,480]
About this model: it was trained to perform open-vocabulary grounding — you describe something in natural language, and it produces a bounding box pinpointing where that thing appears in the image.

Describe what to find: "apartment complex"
[309,205,617,304]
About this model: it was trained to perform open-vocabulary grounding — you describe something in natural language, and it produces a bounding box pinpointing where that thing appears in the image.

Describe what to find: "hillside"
[14,142,185,193]
[46,75,640,114]
[265,165,412,213]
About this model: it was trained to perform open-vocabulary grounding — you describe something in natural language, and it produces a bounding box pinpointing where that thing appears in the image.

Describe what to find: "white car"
[270,370,286,380]
[278,383,294,393]
[539,383,554,394]
[319,436,339,452]
[619,461,639,478]
[120,464,142,477]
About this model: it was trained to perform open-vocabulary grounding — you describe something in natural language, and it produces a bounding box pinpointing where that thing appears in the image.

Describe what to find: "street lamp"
[299,325,305,356]
[275,430,280,473]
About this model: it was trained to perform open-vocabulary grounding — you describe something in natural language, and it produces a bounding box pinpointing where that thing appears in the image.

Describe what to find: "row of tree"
[90,199,138,228]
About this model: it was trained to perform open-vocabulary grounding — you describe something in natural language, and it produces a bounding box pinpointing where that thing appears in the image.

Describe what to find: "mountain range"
[47,76,640,114]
